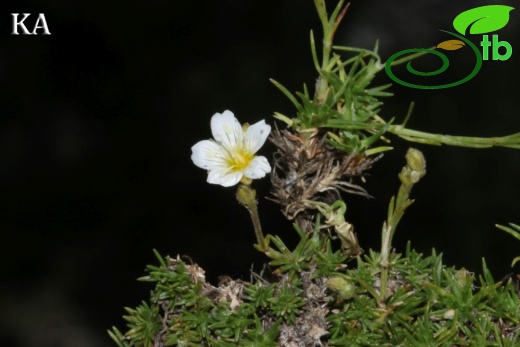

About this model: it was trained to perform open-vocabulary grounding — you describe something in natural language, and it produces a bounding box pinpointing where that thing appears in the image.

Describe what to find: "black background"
[0,1,518,346]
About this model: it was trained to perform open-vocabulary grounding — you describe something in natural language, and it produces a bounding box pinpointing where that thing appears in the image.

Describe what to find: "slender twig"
[389,125,520,149]
[236,183,267,251]
[379,149,426,305]
[313,0,350,102]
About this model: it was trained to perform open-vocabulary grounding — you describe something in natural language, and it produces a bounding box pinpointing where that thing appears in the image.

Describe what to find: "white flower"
[191,110,272,187]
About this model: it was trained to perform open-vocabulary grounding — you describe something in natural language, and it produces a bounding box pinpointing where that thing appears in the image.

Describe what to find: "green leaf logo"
[453,5,514,35]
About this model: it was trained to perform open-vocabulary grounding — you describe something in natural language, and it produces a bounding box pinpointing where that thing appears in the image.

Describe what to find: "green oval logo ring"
[385,30,483,89]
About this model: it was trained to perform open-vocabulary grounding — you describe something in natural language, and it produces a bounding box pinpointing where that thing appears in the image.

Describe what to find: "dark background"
[0,1,518,346]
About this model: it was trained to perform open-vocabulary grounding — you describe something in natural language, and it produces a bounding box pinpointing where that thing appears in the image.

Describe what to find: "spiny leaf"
[270,79,303,113]
[496,223,520,241]
[496,223,520,267]
[512,256,520,267]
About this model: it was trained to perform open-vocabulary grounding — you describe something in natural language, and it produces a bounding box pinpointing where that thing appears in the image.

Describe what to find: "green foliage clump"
[110,235,520,346]
[327,247,520,346]
[108,250,285,347]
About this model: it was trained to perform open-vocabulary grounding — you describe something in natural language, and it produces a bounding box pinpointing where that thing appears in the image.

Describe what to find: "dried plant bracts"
[269,126,381,226]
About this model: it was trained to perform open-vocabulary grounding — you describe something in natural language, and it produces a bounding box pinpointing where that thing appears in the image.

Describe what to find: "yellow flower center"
[227,149,254,172]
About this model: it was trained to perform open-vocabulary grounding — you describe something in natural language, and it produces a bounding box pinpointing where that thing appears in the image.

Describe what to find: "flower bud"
[328,276,355,299]
[400,148,427,185]
[405,148,426,175]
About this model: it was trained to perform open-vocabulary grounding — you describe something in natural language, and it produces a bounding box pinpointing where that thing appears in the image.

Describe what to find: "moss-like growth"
[109,240,520,346]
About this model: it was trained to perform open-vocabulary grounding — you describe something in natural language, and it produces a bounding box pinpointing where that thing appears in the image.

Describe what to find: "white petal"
[244,156,271,179]
[210,110,243,152]
[191,140,228,170]
[207,169,243,187]
[244,119,271,154]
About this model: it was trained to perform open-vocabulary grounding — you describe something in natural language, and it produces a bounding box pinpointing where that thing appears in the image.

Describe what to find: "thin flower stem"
[313,0,349,102]
[379,222,391,304]
[247,200,266,251]
[388,125,520,149]
[314,0,331,100]
[236,183,267,251]
[379,149,426,305]
[387,48,435,66]
[314,0,330,68]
